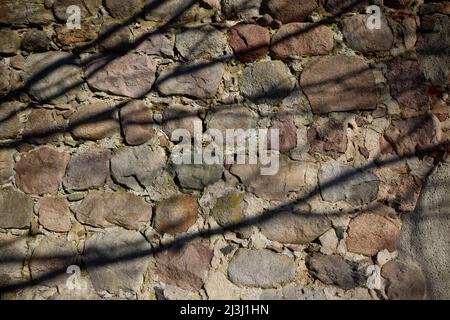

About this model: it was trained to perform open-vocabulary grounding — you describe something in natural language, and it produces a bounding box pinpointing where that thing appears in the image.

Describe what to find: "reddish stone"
[266,0,318,23]
[228,24,270,62]
[387,174,422,212]
[381,259,426,300]
[35,196,72,232]
[120,100,154,146]
[308,119,347,159]
[384,0,414,9]
[270,118,297,153]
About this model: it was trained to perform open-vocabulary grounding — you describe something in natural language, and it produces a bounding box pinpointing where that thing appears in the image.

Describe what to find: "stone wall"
[0,0,449,300]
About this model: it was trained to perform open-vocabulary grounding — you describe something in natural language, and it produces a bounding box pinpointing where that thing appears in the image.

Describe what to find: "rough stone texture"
[205,105,257,135]
[54,21,99,47]
[120,100,154,146]
[228,249,296,288]
[308,119,347,159]
[0,235,28,286]
[0,0,54,26]
[346,212,400,256]
[397,160,450,299]
[176,25,229,60]
[21,29,51,53]
[76,191,152,230]
[385,59,429,111]
[63,148,110,190]
[0,62,10,96]
[35,196,72,232]
[228,24,270,62]
[70,101,120,140]
[300,56,378,114]
[341,14,394,53]
[384,113,442,157]
[22,52,82,104]
[222,0,262,20]
[325,0,368,15]
[271,23,334,58]
[269,117,297,153]
[85,229,151,294]
[85,53,157,98]
[386,174,422,212]
[154,194,199,234]
[211,193,245,228]
[156,243,213,290]
[162,105,202,139]
[384,0,414,9]
[381,259,426,300]
[306,253,366,290]
[53,0,101,21]
[174,163,223,190]
[156,61,224,99]
[0,29,21,55]
[240,61,295,105]
[104,0,141,19]
[0,149,15,184]
[23,108,65,144]
[318,161,379,206]
[111,145,167,191]
[0,186,34,229]
[15,147,70,195]
[260,211,331,244]
[144,0,213,23]
[98,23,133,52]
[266,0,318,24]
[133,26,174,57]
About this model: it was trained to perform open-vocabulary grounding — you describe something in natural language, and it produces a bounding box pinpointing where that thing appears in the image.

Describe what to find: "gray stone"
[144,0,215,23]
[22,52,83,104]
[0,149,15,184]
[85,53,157,98]
[35,196,72,232]
[341,14,393,53]
[23,108,65,144]
[174,163,223,190]
[111,145,167,191]
[156,61,224,99]
[0,234,28,286]
[381,259,426,300]
[0,29,21,55]
[104,0,141,19]
[205,105,257,135]
[260,211,331,244]
[228,249,296,288]
[0,186,34,229]
[120,100,154,146]
[397,160,450,299]
[76,191,152,230]
[175,25,229,60]
[53,0,101,21]
[266,0,318,23]
[260,284,327,300]
[98,23,133,52]
[85,229,151,294]
[240,61,295,105]
[133,26,174,57]
[162,105,202,140]
[222,0,262,20]
[21,29,51,53]
[300,56,378,114]
[63,148,110,190]
[0,102,23,140]
[0,0,54,26]
[318,160,379,206]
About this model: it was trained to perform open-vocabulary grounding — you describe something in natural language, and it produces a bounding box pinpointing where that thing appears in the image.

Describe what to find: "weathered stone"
[156,61,224,99]
[271,23,334,58]
[133,26,174,57]
[120,100,154,146]
[222,0,262,20]
[156,243,213,290]
[23,109,65,144]
[154,194,199,234]
[0,186,34,229]
[228,24,270,62]
[0,0,54,25]
[384,113,442,157]
[21,30,51,53]
[385,59,428,111]
[269,117,297,153]
[69,101,120,140]
[381,259,426,300]
[306,252,366,290]
[35,196,72,232]
[111,145,167,191]
[22,52,82,104]
[0,62,10,96]
[0,102,23,140]
[300,56,378,114]
[240,61,295,105]
[63,148,110,190]
[211,193,245,227]
[15,147,70,195]
[0,149,15,184]
[53,0,101,21]
[205,105,257,135]
[104,0,141,19]
[85,53,157,98]
[384,0,413,9]
[0,29,21,55]
[0,234,27,286]
[228,249,296,288]
[341,14,393,53]
[176,25,229,60]
[325,0,368,15]
[174,163,223,190]
[319,161,379,205]
[420,2,450,15]
[144,0,211,23]
[54,22,99,46]
[98,23,133,52]
[307,118,347,159]
[386,174,422,212]
[76,191,152,230]
[266,0,318,23]
[85,229,151,294]
[29,239,78,286]
[230,155,317,200]
[162,105,202,140]
[346,212,400,256]
[397,160,450,299]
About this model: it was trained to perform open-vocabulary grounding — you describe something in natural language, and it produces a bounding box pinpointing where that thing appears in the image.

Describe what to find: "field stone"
[63,148,110,190]
[0,62,10,96]
[53,0,101,21]
[307,118,347,159]
[104,0,141,19]
[269,117,297,153]
[85,229,151,294]
[162,105,202,140]
[266,0,318,23]
[271,23,334,58]
[156,243,213,290]
[35,196,72,232]
[76,191,152,230]
[176,25,229,60]
[23,108,65,144]
[205,105,257,135]
[211,193,246,228]
[0,149,15,184]
[300,56,378,114]
[0,0,54,26]
[222,0,262,20]
[228,24,270,62]
[98,23,133,52]
[15,147,70,195]
[144,0,211,23]
[381,259,426,300]
[0,186,34,229]
[240,61,295,105]
[325,0,368,15]
[0,29,21,55]
[21,29,51,53]
[228,249,296,288]
[0,234,28,286]
[120,100,154,146]
[133,26,174,57]
[154,194,199,235]
[174,163,223,190]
